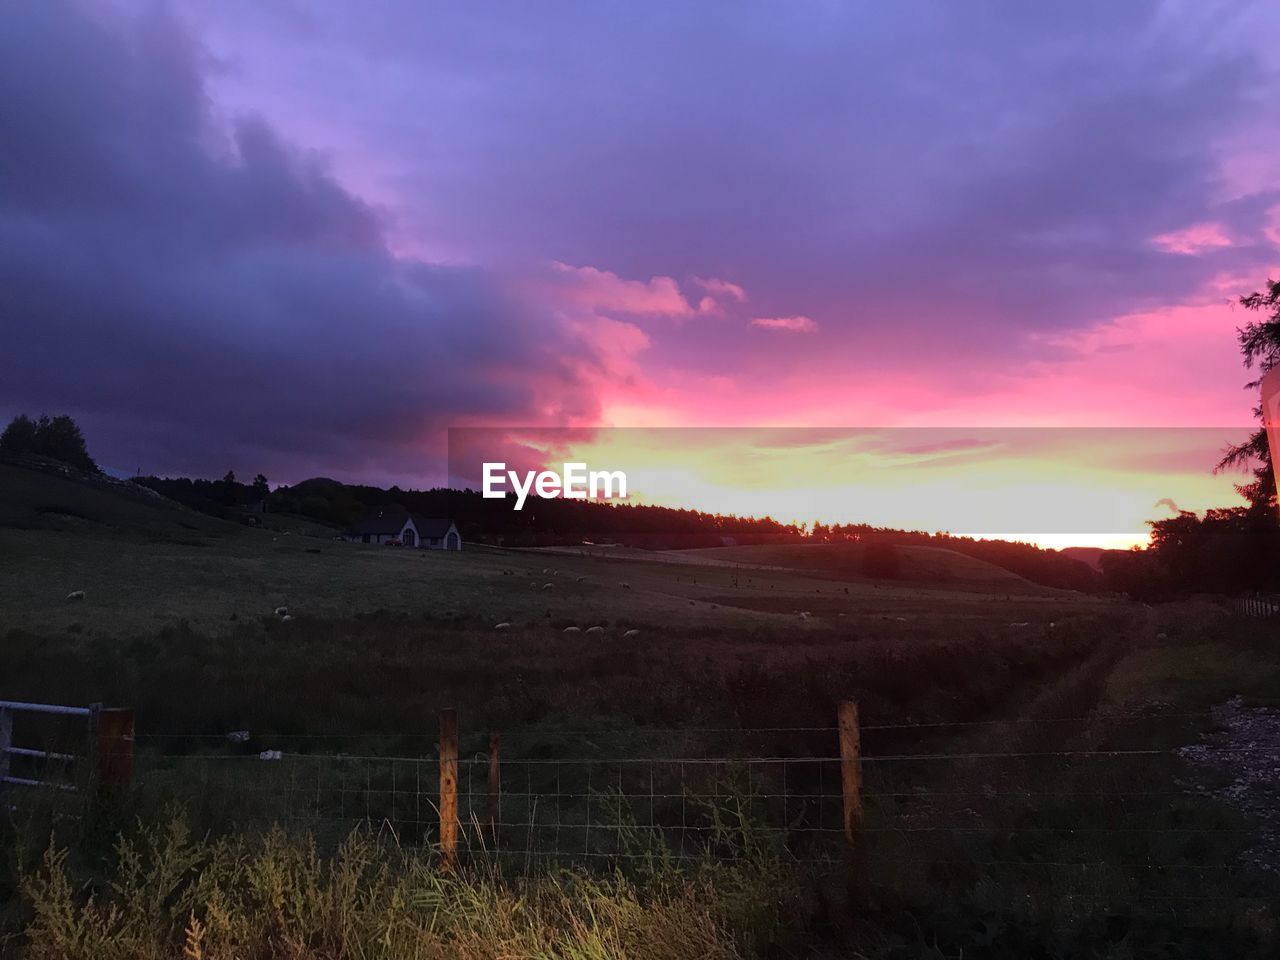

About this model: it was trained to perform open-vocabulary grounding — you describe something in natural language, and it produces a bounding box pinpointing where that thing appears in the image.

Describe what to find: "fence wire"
[124,719,1279,907]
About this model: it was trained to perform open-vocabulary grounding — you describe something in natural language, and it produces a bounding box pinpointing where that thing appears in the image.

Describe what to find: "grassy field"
[2,463,1279,957]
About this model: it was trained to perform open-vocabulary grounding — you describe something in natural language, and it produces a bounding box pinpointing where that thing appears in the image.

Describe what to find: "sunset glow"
[3,2,1279,546]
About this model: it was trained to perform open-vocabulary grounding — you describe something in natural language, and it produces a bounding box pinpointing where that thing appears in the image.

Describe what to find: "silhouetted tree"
[221,470,238,505]
[252,474,269,498]
[0,415,38,455]
[1217,278,1280,514]
[0,413,98,472]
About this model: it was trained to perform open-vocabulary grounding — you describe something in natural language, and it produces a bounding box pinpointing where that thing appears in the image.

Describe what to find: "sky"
[3,1,1279,545]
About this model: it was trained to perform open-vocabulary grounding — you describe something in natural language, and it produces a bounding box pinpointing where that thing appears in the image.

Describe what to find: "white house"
[345,508,461,550]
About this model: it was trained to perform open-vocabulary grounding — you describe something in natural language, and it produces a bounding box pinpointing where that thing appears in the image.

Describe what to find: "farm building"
[345,509,461,550]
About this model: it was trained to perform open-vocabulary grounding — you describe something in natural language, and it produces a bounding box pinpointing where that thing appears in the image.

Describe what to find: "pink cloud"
[752,315,817,333]
[1151,222,1234,255]
[693,276,747,302]
[547,261,694,317]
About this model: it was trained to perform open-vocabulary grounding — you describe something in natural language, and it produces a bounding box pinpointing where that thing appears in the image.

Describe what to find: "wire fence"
[105,706,1272,910]
[4,702,1274,910]
[142,751,849,864]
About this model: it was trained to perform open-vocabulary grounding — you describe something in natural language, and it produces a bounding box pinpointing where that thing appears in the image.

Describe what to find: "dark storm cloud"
[0,2,599,482]
[233,1,1273,367]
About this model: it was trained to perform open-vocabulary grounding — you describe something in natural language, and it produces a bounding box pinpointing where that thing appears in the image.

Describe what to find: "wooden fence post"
[439,708,458,869]
[487,732,501,847]
[0,707,12,786]
[95,708,134,793]
[838,699,866,901]
[837,700,862,841]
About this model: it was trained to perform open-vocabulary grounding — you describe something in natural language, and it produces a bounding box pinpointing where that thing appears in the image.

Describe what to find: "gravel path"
[1178,696,1280,873]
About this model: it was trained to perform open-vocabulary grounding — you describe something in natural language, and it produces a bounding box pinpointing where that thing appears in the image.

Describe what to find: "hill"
[0,459,229,542]
[668,541,1053,593]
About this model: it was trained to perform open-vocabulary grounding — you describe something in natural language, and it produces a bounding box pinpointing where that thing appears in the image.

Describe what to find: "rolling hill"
[672,542,1053,592]
[0,459,229,541]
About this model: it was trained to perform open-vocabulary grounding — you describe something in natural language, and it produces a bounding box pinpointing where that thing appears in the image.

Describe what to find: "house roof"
[414,517,457,538]
[347,508,456,538]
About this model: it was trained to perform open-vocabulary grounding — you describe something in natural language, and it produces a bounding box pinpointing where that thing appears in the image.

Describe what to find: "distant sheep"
[542,583,554,591]
[542,567,550,574]
[576,576,586,583]
[585,625,605,635]
[281,614,294,622]
[563,626,582,634]
[623,629,640,638]
[798,611,811,620]
[274,606,289,617]
[619,582,631,589]
[1009,621,1030,628]
[494,622,512,631]
[65,590,84,601]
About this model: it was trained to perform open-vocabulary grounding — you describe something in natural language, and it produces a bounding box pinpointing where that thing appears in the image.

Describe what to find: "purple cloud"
[0,2,611,483]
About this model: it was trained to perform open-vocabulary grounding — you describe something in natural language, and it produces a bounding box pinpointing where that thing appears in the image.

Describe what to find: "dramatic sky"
[3,1,1279,542]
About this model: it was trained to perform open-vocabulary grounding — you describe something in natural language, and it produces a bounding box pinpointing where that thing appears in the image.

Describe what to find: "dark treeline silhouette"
[138,471,270,515]
[262,476,801,548]
[0,413,98,473]
[1101,508,1280,600]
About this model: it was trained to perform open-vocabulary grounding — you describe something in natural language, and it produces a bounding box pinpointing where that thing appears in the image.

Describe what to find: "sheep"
[585,625,605,635]
[798,611,812,620]
[623,629,640,639]
[1009,621,1030,628]
[619,582,631,589]
[274,606,289,617]
[563,626,582,634]
[281,614,294,622]
[576,576,586,583]
[65,590,85,601]
[542,583,554,591]
[494,622,512,630]
[542,567,550,574]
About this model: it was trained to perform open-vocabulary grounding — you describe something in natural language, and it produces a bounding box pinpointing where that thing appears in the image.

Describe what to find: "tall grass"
[18,816,809,960]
